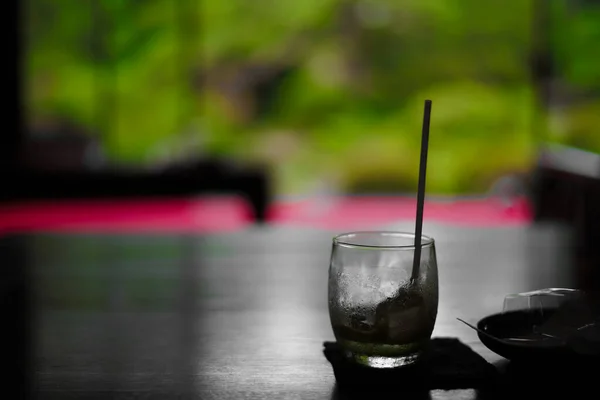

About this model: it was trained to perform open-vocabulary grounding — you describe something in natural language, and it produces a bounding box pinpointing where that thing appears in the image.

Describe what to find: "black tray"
[476,309,597,362]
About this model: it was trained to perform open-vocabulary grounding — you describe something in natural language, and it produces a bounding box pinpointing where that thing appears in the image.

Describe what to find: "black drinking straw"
[411,100,432,282]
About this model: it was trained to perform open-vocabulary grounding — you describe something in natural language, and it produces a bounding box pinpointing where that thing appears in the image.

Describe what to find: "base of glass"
[344,350,421,368]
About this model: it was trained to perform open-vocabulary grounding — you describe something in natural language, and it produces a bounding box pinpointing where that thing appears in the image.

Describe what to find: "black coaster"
[324,338,499,392]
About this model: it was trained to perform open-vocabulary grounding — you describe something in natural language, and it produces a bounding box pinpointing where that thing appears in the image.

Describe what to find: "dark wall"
[3,0,22,172]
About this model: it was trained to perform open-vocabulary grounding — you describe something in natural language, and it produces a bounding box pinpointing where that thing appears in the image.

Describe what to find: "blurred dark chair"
[1,131,271,222]
[531,144,600,291]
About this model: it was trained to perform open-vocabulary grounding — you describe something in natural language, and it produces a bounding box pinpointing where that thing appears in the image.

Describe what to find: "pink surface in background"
[0,196,532,234]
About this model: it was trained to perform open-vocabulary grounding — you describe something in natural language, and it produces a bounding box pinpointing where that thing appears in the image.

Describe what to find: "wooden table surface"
[2,222,578,399]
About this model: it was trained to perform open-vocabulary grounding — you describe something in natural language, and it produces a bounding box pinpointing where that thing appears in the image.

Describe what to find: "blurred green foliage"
[24,0,600,195]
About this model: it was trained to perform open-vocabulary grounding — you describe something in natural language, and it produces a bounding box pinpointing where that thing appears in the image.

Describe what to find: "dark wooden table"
[1,222,578,399]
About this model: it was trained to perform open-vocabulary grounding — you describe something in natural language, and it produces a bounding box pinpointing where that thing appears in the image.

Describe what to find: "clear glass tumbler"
[328,232,439,368]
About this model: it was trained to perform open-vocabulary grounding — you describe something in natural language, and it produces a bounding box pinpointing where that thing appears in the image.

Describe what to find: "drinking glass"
[328,232,438,368]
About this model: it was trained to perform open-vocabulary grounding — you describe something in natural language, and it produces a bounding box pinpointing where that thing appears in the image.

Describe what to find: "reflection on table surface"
[2,222,575,399]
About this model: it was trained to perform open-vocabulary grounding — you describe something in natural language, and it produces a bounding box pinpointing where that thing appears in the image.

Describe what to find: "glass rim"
[333,231,435,249]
